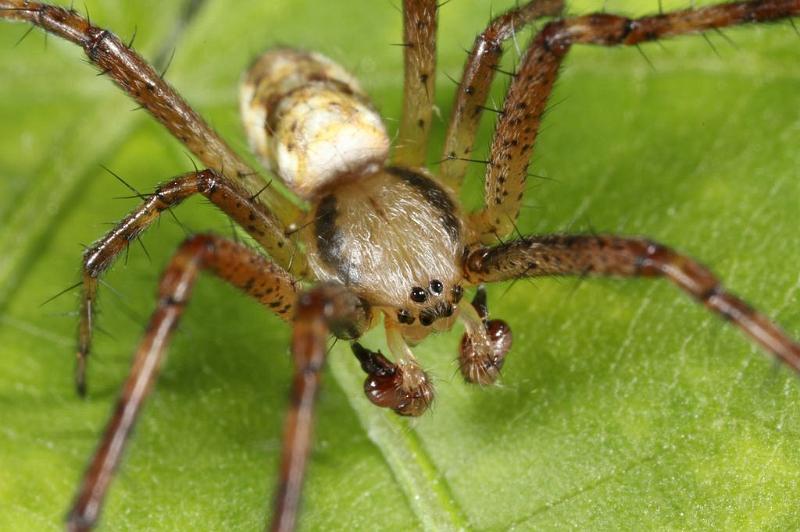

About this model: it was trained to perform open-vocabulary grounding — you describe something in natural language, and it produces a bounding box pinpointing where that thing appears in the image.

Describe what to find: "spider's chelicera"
[2,0,800,530]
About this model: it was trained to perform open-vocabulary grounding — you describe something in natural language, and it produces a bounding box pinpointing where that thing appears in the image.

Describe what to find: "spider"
[2,0,800,530]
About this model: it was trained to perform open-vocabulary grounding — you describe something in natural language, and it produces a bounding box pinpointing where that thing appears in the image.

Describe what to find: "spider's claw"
[75,345,90,397]
[75,353,87,398]
[352,342,434,417]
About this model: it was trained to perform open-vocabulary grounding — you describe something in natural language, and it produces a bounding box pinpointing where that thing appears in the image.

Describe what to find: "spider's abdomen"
[240,48,389,199]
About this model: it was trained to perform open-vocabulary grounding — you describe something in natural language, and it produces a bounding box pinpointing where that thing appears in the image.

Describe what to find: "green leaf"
[1,0,799,530]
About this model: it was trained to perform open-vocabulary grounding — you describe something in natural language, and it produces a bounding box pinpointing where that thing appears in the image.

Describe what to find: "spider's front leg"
[75,169,306,395]
[471,0,800,241]
[394,0,438,167]
[0,0,301,225]
[464,234,800,374]
[439,0,564,192]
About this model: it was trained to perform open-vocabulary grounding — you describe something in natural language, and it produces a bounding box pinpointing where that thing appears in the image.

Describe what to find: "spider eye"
[451,285,463,303]
[419,313,434,326]
[429,279,443,294]
[397,309,415,324]
[410,286,427,303]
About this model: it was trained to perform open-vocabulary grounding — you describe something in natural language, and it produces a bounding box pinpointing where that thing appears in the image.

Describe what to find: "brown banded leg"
[273,284,371,532]
[393,0,438,167]
[67,234,298,532]
[0,0,301,226]
[76,169,308,396]
[464,234,800,374]
[471,0,800,242]
[438,0,563,192]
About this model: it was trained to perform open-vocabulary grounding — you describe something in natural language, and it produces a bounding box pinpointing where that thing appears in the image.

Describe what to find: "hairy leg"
[272,283,372,532]
[464,234,800,373]
[0,1,302,226]
[393,0,438,168]
[439,0,563,192]
[67,234,298,532]
[471,0,800,241]
[76,169,308,395]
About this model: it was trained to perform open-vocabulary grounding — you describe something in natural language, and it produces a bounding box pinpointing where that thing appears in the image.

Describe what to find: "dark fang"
[419,313,434,326]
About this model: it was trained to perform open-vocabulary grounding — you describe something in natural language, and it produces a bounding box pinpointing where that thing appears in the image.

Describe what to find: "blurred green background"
[1,0,799,529]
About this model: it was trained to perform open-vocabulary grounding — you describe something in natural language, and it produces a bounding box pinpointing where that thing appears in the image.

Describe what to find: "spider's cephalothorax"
[5,0,800,530]
[241,48,510,413]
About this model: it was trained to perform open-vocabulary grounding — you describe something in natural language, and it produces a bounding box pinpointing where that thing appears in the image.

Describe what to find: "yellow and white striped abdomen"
[240,48,389,199]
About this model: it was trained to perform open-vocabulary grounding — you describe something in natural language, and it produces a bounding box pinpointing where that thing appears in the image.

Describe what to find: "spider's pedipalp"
[241,48,389,199]
[352,341,434,417]
[383,325,436,416]
[458,287,513,385]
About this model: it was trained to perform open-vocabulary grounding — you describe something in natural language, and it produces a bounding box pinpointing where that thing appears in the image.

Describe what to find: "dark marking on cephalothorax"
[314,194,355,283]
[367,195,388,221]
[386,166,461,242]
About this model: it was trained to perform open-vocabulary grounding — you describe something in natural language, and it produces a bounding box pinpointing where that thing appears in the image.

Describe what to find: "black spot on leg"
[84,28,110,60]
[699,285,722,303]
[621,18,634,39]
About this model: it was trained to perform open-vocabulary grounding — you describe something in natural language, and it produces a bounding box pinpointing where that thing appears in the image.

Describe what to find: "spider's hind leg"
[76,169,306,396]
